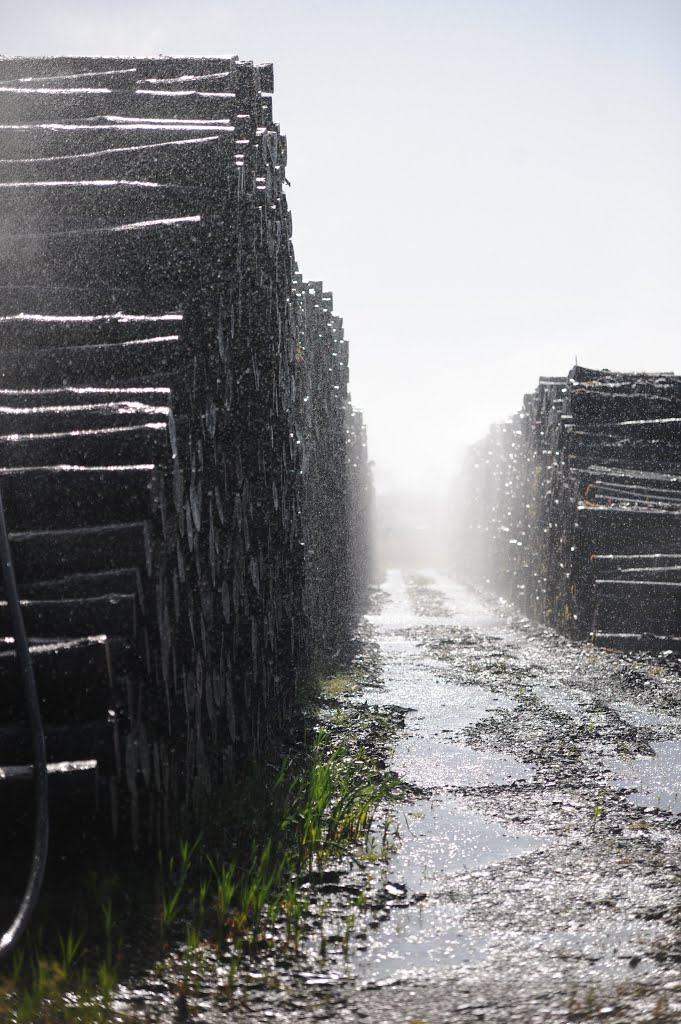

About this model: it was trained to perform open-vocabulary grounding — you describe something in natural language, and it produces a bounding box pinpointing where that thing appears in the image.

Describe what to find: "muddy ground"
[219,569,681,1024]
[110,569,681,1024]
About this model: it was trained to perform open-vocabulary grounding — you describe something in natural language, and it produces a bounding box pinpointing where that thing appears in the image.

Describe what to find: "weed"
[57,929,84,979]
[592,793,605,822]
[320,673,360,697]
[653,991,671,1020]
[97,960,116,1011]
[567,985,601,1019]
[159,834,202,939]
[1,701,405,1019]
[342,911,356,954]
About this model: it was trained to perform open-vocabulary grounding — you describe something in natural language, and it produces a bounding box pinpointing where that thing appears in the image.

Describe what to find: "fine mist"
[375,488,451,577]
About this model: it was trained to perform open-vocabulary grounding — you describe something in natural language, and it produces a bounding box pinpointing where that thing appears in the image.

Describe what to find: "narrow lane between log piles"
[260,570,681,1024]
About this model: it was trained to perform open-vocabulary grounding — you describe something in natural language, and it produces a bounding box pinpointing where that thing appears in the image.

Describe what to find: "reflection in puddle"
[354,798,545,983]
[354,571,545,984]
[532,682,590,720]
[544,920,655,976]
[395,734,532,789]
[605,740,681,813]
[363,576,531,791]
[611,701,680,733]
[356,905,487,984]
[391,798,545,893]
[357,623,531,789]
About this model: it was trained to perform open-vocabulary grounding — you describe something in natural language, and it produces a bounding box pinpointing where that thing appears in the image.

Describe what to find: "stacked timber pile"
[292,274,373,669]
[453,365,681,653]
[0,55,371,846]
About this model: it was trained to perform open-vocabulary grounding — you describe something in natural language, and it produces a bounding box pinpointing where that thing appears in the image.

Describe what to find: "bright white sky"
[3,0,680,495]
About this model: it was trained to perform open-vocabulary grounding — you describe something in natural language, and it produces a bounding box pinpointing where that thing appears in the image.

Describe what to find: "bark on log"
[0,54,373,849]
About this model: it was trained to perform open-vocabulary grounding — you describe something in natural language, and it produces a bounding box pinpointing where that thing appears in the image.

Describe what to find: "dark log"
[0,423,170,467]
[0,636,114,722]
[592,579,681,635]
[0,593,138,639]
[8,522,152,580]
[0,181,211,234]
[0,219,206,297]
[0,52,372,852]
[0,127,234,183]
[17,568,143,603]
[453,365,681,648]
[0,719,117,772]
[0,403,171,435]
[0,89,249,124]
[0,465,158,530]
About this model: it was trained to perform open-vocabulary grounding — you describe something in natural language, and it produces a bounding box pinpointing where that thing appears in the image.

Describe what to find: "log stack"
[0,55,372,847]
[452,365,681,653]
[292,274,373,670]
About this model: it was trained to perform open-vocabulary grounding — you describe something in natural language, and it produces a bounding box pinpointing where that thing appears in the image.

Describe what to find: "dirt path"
[291,570,681,1023]
[119,569,681,1023]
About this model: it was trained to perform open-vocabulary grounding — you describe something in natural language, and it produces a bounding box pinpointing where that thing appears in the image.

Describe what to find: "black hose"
[0,486,49,958]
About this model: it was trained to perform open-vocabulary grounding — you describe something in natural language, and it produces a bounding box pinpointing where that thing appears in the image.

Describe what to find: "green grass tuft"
[0,707,404,1021]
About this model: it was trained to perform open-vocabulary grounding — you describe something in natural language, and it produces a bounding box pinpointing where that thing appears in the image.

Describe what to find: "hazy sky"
[3,0,680,494]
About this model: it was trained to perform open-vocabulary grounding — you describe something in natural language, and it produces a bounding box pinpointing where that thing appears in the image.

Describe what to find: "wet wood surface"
[454,365,681,652]
[0,55,373,849]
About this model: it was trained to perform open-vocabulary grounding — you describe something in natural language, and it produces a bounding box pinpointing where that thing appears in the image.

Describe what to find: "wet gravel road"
[120,569,681,1023]
[267,569,681,1024]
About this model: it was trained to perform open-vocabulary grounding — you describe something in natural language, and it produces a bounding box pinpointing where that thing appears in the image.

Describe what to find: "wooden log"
[0,423,169,467]
[0,181,210,234]
[0,402,171,435]
[0,88,255,124]
[0,636,116,723]
[0,55,260,83]
[0,128,235,183]
[575,505,681,556]
[0,312,184,347]
[591,632,681,653]
[0,285,186,317]
[0,719,118,772]
[0,218,206,297]
[591,553,681,573]
[0,465,158,531]
[592,579,681,635]
[18,568,143,603]
[0,384,172,405]
[0,594,138,640]
[8,522,152,580]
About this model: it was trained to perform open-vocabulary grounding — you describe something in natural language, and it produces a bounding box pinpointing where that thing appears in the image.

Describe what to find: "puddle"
[374,635,531,789]
[350,572,544,985]
[542,920,662,978]
[363,575,532,789]
[367,570,419,630]
[395,733,532,789]
[354,796,544,983]
[391,798,545,892]
[605,740,681,813]
[356,907,487,984]
[427,571,507,633]
[532,682,592,721]
[379,646,512,719]
[367,641,531,789]
[611,701,681,733]
[369,569,502,633]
